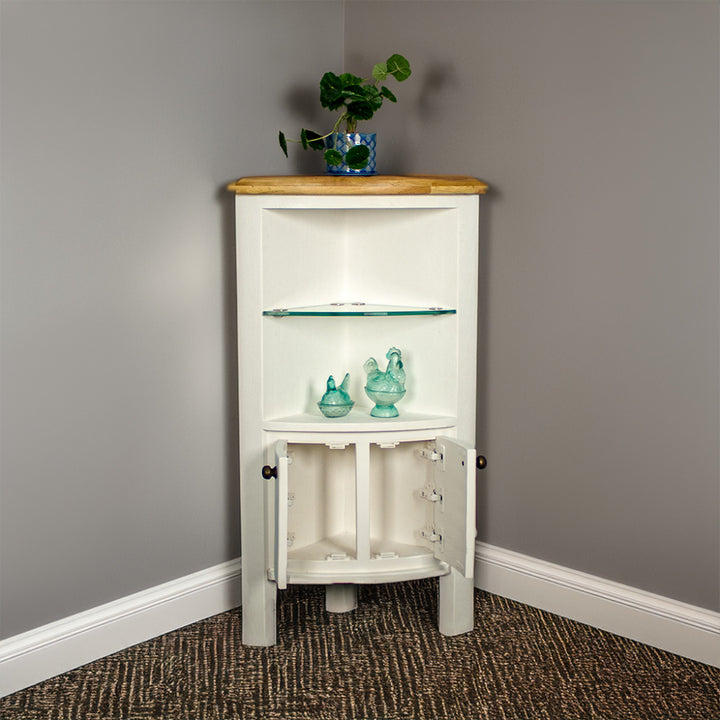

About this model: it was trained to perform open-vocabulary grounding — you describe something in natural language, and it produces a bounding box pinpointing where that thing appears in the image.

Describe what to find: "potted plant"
[279,53,411,175]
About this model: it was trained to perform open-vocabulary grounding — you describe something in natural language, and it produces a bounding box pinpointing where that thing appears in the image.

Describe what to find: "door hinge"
[420,487,443,503]
[421,526,443,545]
[419,448,442,462]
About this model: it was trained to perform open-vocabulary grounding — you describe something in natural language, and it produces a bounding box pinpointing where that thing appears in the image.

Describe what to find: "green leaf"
[278,131,288,157]
[341,84,370,103]
[339,72,363,87]
[346,145,370,170]
[324,148,343,166]
[380,86,397,103]
[346,100,375,121]
[320,72,345,110]
[364,85,383,110]
[372,62,388,82]
[304,130,326,151]
[300,129,325,151]
[386,53,411,82]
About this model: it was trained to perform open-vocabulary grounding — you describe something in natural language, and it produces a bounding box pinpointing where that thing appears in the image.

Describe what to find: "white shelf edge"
[284,565,450,585]
[276,554,449,585]
[263,411,457,433]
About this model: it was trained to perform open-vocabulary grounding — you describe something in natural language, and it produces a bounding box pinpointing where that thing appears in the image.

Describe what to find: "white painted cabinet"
[229,175,488,646]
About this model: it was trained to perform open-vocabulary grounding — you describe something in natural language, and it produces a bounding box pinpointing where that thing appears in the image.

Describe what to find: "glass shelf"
[263,303,456,317]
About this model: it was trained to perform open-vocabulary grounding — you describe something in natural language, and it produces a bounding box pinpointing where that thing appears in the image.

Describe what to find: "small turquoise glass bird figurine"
[318,373,354,418]
[364,347,406,417]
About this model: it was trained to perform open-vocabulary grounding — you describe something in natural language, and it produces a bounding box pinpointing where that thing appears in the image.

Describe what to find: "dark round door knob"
[262,465,277,480]
[476,455,487,470]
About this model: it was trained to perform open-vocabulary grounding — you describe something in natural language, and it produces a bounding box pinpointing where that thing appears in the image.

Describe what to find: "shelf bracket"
[326,442,349,450]
[374,551,399,559]
[325,552,349,561]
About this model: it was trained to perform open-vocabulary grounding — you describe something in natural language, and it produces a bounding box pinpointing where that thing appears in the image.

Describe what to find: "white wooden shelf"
[263,411,457,433]
[281,559,450,585]
[275,534,450,584]
[288,533,357,561]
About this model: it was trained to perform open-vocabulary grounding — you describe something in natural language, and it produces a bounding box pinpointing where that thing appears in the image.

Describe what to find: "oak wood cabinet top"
[228,174,488,196]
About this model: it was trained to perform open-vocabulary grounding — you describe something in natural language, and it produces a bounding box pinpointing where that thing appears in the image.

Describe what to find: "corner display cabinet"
[228,174,488,646]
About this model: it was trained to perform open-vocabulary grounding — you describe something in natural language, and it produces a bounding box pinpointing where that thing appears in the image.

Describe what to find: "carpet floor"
[1,579,719,719]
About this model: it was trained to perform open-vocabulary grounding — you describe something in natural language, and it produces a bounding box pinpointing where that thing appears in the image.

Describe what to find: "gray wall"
[0,0,343,639]
[346,0,720,611]
[1,0,718,642]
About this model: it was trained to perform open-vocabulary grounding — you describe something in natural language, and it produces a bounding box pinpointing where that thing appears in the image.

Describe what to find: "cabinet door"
[273,439,289,590]
[432,437,476,578]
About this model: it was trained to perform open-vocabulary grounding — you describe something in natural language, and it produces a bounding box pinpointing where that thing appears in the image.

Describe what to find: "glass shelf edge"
[263,304,456,317]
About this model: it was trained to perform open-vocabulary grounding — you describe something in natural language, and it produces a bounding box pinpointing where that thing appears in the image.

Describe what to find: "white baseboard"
[0,558,243,698]
[3,547,718,698]
[474,541,720,668]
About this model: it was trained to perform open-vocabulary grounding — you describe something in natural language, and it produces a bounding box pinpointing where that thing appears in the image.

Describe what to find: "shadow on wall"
[417,61,458,120]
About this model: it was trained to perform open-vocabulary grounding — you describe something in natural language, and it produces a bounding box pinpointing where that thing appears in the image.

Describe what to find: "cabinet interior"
[285,442,357,560]
[260,207,461,423]
[284,440,436,564]
[368,441,435,554]
[261,207,459,310]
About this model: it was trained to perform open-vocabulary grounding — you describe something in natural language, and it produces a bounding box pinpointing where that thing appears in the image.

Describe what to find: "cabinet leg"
[438,568,474,636]
[325,584,358,613]
[242,574,277,646]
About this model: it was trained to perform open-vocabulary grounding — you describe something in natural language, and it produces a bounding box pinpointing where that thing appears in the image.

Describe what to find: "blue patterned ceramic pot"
[325,133,377,175]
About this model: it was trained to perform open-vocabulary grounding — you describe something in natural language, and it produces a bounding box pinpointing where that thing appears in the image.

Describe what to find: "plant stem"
[332,113,347,134]
[285,112,349,146]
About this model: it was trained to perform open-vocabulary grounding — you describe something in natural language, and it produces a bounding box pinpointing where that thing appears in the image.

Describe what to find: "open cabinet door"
[432,437,476,578]
[273,439,289,590]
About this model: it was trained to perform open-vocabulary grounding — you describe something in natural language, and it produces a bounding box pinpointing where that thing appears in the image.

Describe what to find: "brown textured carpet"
[2,579,719,719]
